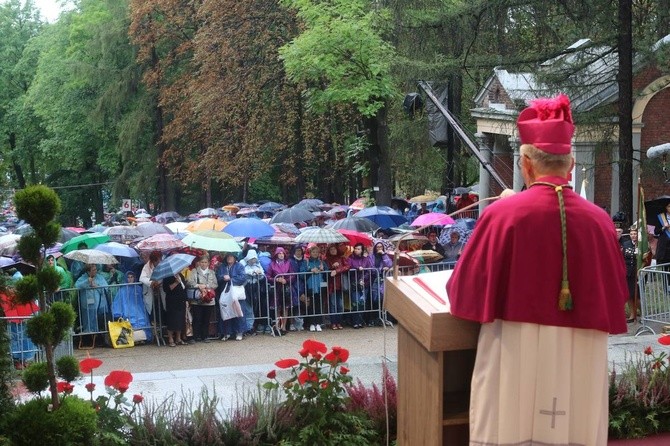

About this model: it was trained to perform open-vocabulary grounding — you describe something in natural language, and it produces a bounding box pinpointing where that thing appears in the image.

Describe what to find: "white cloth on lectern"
[469,320,609,446]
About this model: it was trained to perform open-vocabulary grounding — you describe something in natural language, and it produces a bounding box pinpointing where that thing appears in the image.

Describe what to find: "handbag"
[232,285,246,301]
[107,318,134,349]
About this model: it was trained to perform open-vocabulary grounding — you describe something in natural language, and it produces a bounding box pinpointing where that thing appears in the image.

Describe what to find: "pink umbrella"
[411,212,455,227]
[349,198,367,210]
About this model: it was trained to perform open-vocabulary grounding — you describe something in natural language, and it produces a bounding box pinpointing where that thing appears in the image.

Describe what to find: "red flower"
[275,358,300,369]
[79,356,103,374]
[340,366,349,375]
[298,369,319,385]
[645,346,653,355]
[652,360,664,370]
[302,339,327,356]
[320,380,329,389]
[325,346,349,364]
[104,370,133,391]
[132,394,144,404]
[659,335,670,346]
[299,348,309,358]
[57,381,69,393]
[85,383,96,393]
[267,370,277,379]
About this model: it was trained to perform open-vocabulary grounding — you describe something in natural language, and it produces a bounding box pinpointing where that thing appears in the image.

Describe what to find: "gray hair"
[520,144,573,173]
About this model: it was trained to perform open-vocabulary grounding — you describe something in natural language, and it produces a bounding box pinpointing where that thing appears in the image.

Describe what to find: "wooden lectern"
[385,270,480,445]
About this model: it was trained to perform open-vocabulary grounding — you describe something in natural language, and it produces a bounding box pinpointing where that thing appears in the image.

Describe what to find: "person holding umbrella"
[162,266,189,347]
[75,264,110,335]
[139,251,165,316]
[186,254,217,343]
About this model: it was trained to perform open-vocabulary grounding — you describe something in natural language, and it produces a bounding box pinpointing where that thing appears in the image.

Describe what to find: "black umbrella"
[14,224,80,242]
[258,201,285,212]
[326,217,380,232]
[645,196,670,228]
[293,202,321,212]
[270,207,315,224]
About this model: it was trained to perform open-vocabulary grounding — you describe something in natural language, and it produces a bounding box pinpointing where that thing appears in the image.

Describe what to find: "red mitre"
[517,94,574,155]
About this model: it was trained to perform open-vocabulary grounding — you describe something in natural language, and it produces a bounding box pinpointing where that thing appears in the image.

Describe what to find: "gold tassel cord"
[555,185,572,311]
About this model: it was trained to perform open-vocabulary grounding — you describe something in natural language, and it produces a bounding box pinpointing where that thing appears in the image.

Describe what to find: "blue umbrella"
[355,206,408,229]
[222,218,274,238]
[150,253,195,281]
[95,242,140,258]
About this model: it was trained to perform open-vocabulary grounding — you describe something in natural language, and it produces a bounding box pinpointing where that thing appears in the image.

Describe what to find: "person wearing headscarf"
[324,244,349,330]
[242,249,267,333]
[369,241,392,326]
[447,94,627,446]
[186,254,218,343]
[346,243,373,329]
[288,245,308,331]
[265,247,293,334]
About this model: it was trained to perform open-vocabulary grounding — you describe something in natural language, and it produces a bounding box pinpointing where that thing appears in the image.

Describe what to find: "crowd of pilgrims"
[42,231,463,347]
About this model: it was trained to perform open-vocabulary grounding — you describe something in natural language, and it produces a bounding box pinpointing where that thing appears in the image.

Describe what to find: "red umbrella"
[336,229,373,247]
[0,293,38,323]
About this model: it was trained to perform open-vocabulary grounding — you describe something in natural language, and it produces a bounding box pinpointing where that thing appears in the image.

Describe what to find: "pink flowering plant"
[264,339,377,444]
[609,335,670,439]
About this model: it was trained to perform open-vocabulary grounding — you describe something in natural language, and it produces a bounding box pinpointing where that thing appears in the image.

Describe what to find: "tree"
[0,0,44,191]
[13,185,76,410]
[279,0,398,205]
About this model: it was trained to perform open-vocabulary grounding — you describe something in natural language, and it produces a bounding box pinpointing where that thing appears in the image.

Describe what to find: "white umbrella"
[64,249,118,265]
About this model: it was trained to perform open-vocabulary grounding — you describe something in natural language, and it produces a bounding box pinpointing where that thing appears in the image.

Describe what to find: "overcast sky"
[31,0,67,22]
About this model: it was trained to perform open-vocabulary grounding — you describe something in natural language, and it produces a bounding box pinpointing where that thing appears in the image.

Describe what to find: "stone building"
[470,38,670,222]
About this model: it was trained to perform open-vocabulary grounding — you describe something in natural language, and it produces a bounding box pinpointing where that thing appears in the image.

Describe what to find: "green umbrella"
[182,230,241,252]
[60,233,111,254]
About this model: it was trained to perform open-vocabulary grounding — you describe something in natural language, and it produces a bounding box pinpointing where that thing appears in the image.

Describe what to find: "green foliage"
[609,346,670,439]
[280,0,397,118]
[7,396,97,446]
[50,302,76,343]
[37,267,61,295]
[0,316,16,433]
[25,302,75,347]
[16,234,42,267]
[22,361,49,394]
[56,356,80,383]
[13,274,39,306]
[14,185,61,226]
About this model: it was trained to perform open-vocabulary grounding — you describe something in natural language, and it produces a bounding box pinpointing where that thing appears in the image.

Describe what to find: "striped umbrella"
[294,228,348,244]
[150,253,196,281]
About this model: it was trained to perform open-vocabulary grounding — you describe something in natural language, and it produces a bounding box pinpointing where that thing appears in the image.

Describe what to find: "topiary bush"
[7,397,97,446]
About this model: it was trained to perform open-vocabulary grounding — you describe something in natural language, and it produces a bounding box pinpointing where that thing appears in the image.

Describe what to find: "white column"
[573,142,594,201]
[509,137,523,191]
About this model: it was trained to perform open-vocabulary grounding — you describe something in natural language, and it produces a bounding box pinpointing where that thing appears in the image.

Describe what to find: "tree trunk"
[8,132,26,189]
[618,0,633,223]
[367,105,392,206]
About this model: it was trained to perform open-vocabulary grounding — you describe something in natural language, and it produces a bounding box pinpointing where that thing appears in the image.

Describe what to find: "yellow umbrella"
[222,204,240,212]
[409,194,439,203]
[184,218,227,232]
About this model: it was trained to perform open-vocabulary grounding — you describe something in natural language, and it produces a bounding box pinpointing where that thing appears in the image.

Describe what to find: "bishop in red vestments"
[447,94,627,446]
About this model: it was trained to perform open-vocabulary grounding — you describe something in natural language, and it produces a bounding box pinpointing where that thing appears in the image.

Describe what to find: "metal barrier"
[637,263,670,335]
[56,259,459,346]
[2,315,74,370]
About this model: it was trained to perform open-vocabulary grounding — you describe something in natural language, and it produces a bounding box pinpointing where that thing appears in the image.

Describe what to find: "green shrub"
[7,397,97,446]
[22,361,49,394]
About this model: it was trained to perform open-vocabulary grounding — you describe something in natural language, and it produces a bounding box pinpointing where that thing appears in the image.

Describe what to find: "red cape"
[446,176,628,334]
